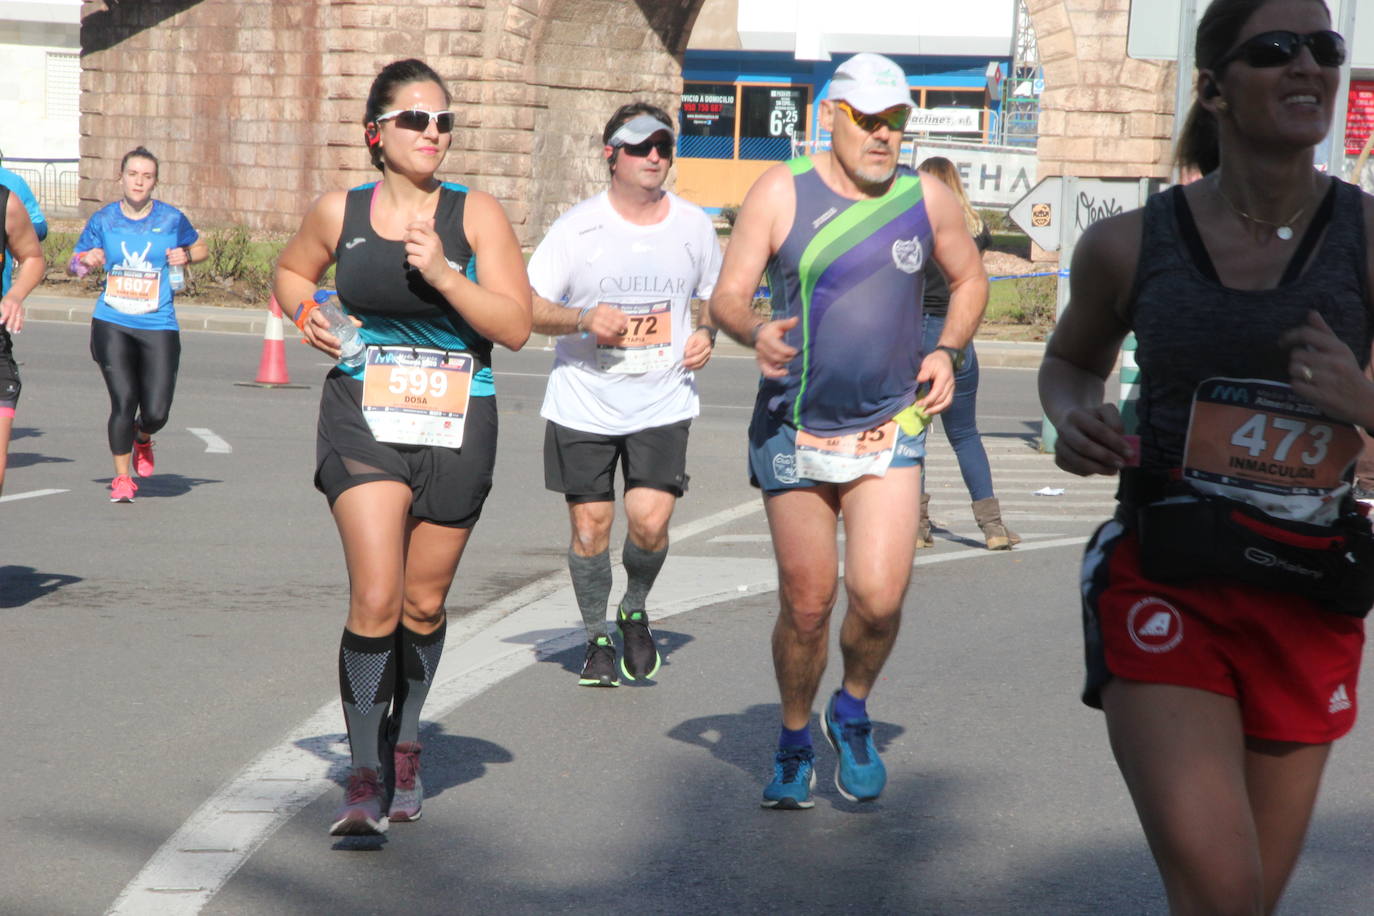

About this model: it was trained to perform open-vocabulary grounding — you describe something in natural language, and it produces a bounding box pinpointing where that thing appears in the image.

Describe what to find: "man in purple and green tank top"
[709,52,989,810]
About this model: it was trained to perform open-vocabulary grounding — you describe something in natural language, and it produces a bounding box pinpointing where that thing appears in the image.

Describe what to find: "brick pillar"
[1026,0,1177,182]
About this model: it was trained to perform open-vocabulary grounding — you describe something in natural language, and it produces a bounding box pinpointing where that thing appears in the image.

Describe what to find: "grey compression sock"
[392,619,446,745]
[620,536,667,614]
[568,548,613,638]
[338,628,396,772]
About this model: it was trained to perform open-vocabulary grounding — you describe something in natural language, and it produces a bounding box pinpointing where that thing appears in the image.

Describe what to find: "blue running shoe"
[821,691,886,802]
[760,745,816,810]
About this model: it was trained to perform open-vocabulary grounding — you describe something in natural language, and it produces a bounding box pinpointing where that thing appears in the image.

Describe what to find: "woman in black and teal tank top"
[273,58,531,838]
[1040,1,1374,911]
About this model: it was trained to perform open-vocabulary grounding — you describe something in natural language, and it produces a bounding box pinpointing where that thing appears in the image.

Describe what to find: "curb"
[26,294,1049,368]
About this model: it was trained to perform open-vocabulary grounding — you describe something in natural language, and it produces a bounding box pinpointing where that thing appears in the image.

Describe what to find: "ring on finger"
[1301,365,1314,382]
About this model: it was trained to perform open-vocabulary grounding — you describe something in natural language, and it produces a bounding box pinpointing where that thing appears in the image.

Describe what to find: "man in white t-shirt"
[529,103,723,687]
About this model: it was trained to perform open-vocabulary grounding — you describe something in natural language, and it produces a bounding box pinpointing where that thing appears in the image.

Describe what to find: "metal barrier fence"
[3,158,80,218]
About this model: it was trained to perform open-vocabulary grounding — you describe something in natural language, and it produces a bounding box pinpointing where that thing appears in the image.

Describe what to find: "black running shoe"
[617,603,661,681]
[578,635,620,687]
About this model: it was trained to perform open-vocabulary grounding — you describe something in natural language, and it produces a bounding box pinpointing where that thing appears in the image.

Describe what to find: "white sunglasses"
[375,108,454,133]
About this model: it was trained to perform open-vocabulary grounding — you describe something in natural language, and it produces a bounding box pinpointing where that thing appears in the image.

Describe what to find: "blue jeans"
[922,313,994,501]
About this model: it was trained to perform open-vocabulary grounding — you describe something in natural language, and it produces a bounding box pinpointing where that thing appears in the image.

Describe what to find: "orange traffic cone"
[237,296,308,388]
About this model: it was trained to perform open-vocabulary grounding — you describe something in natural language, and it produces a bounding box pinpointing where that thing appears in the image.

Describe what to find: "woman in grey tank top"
[1039,0,1374,911]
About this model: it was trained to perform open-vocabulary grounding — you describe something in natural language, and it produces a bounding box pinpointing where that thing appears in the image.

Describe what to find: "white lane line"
[186,428,232,454]
[707,533,1093,555]
[912,535,1088,563]
[668,497,763,543]
[0,488,68,503]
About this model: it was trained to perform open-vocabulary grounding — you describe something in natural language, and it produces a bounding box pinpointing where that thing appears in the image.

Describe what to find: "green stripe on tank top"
[791,171,923,428]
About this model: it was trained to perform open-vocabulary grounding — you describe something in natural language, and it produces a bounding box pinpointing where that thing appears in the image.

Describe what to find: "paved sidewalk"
[24,292,1049,369]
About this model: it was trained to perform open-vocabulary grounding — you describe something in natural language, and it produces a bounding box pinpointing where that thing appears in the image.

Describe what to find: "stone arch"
[521,0,704,240]
[78,0,707,244]
[78,1,1176,239]
[1024,0,1178,181]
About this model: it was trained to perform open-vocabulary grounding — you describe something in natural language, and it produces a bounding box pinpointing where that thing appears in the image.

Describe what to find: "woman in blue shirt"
[71,146,207,502]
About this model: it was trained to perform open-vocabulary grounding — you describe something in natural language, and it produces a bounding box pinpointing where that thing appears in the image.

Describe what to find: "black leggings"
[90,318,181,454]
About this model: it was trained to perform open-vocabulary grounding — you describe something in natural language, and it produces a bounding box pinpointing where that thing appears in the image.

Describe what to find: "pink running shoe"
[110,475,138,503]
[132,437,155,478]
[330,767,388,836]
[388,743,424,822]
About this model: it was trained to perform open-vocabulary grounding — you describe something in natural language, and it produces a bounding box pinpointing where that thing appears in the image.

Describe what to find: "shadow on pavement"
[294,727,514,806]
[0,564,83,608]
[668,701,906,787]
[539,625,694,680]
[6,426,75,470]
[95,474,222,498]
[7,451,75,469]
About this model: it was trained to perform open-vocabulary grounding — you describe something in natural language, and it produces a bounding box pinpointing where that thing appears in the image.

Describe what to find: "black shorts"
[0,326,20,412]
[314,369,497,528]
[543,418,690,503]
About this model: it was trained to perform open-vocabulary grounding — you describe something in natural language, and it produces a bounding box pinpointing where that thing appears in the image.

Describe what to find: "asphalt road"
[2,311,1370,915]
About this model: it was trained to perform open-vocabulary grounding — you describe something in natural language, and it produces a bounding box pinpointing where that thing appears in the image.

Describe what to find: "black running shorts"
[543,418,690,503]
[315,369,497,527]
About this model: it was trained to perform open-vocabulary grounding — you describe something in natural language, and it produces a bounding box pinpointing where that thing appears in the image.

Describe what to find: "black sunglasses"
[619,138,674,158]
[376,108,455,133]
[1214,30,1346,71]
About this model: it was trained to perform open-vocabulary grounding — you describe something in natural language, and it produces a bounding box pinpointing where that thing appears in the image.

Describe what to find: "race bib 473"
[1183,377,1361,524]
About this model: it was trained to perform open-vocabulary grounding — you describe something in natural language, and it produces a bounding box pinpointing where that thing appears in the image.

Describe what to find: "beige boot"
[916,492,934,548]
[972,497,1020,550]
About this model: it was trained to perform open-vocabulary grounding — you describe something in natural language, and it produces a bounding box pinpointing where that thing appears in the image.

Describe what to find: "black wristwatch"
[935,344,966,372]
[698,326,718,346]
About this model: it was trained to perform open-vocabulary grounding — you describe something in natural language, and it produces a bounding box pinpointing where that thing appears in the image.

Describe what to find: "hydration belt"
[1118,469,1374,619]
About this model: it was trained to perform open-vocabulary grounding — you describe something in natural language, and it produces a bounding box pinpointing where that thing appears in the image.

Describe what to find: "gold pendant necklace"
[1215,185,1304,241]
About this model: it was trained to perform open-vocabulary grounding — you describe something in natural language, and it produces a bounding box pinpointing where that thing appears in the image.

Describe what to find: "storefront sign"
[740,85,808,139]
[680,84,737,138]
[907,108,982,134]
[1346,80,1374,154]
[909,141,1036,208]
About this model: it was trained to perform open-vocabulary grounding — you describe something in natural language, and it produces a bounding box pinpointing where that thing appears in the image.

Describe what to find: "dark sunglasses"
[376,108,455,133]
[1214,29,1346,71]
[619,138,674,158]
[836,100,911,134]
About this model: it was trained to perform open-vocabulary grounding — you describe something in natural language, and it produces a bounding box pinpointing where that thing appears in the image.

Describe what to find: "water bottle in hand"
[168,263,185,292]
[314,291,365,369]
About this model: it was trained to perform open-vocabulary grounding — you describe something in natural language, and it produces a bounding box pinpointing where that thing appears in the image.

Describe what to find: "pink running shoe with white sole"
[110,475,138,503]
[388,743,424,822]
[330,767,388,836]
[132,437,155,478]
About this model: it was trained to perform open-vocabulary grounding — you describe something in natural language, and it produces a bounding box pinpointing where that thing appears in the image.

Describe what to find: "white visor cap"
[609,114,674,146]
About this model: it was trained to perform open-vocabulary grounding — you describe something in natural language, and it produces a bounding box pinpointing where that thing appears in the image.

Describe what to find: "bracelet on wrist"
[697,325,718,346]
[576,304,595,333]
[291,299,320,332]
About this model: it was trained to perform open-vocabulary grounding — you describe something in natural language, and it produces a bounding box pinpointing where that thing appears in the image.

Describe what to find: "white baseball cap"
[827,53,913,113]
